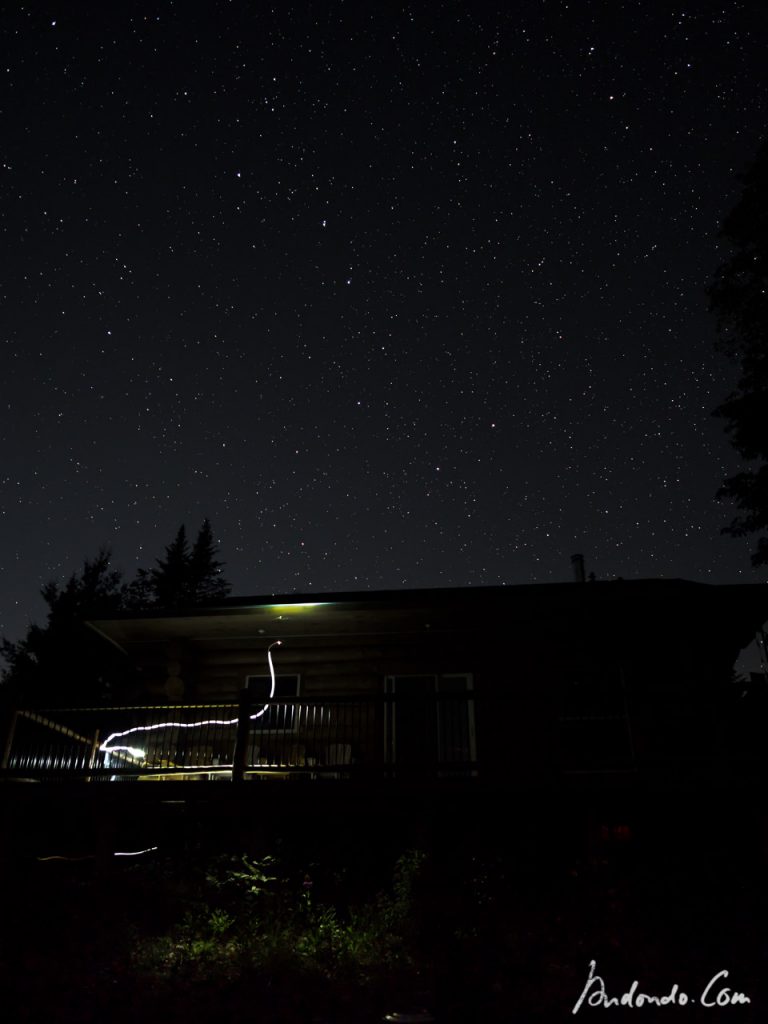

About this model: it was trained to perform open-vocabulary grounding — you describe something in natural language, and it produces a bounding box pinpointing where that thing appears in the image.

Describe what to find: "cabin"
[3,578,767,793]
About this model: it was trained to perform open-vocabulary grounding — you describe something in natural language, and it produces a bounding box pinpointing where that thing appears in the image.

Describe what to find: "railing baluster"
[1,693,482,783]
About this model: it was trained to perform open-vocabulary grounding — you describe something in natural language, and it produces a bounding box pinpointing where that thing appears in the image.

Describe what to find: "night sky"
[2,2,767,651]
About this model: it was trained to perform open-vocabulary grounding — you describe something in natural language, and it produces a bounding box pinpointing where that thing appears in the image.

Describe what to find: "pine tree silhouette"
[150,525,193,607]
[0,549,129,704]
[709,138,768,566]
[188,518,231,603]
[145,520,232,607]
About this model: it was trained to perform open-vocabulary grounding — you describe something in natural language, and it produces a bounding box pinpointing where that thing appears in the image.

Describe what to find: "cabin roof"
[86,579,768,654]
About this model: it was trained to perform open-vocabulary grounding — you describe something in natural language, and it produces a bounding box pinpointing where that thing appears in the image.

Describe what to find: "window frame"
[243,673,301,735]
[383,672,477,773]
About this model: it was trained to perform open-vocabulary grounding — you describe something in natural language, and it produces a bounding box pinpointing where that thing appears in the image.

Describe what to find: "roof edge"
[84,578,768,624]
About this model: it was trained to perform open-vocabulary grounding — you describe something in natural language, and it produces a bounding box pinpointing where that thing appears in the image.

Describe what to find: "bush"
[128,847,429,1009]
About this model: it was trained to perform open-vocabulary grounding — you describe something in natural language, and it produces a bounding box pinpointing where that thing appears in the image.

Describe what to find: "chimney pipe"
[571,553,585,583]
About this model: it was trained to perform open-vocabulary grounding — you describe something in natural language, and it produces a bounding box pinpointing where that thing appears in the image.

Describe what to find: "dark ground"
[0,784,765,1023]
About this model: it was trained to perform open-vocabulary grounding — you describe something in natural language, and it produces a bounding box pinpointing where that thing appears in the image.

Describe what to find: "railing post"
[232,687,251,783]
[86,728,101,782]
[1,708,19,770]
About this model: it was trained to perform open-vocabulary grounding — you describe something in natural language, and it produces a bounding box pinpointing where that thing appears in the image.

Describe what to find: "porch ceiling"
[85,580,768,657]
[87,600,461,653]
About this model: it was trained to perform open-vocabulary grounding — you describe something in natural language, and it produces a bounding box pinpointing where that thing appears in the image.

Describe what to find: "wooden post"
[1,708,19,770]
[86,728,101,782]
[232,687,251,783]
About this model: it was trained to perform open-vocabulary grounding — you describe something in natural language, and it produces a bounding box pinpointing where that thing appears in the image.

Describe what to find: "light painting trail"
[37,847,160,861]
[99,641,283,762]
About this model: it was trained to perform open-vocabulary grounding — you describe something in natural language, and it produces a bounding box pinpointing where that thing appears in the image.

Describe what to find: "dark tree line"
[0,519,231,704]
[122,520,230,609]
[709,138,768,567]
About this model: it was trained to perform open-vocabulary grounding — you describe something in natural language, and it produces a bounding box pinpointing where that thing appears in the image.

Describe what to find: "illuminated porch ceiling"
[85,580,768,656]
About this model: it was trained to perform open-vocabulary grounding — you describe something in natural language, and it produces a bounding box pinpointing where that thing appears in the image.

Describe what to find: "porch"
[1,691,479,783]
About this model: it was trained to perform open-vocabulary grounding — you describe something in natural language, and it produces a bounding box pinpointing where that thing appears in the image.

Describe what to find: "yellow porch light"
[267,603,325,613]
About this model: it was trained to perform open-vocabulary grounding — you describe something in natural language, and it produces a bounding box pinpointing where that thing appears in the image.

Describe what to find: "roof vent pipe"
[571,553,586,583]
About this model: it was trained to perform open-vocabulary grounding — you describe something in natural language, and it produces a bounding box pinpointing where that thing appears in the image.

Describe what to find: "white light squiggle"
[100,641,283,758]
[37,854,96,862]
[37,847,159,861]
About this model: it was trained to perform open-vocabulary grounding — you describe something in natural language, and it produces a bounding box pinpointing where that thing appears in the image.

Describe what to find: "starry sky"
[2,2,767,650]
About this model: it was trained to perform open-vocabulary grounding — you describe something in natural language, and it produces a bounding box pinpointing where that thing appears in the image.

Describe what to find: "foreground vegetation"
[0,841,437,1023]
[0,819,765,1023]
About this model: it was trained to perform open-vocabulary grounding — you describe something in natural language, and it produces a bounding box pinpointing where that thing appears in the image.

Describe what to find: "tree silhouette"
[151,524,193,607]
[136,519,232,608]
[120,566,154,610]
[189,518,231,603]
[709,138,768,566]
[2,521,232,702]
[0,549,131,705]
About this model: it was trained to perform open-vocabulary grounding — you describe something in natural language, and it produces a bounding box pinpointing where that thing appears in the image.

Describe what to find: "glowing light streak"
[108,745,147,759]
[37,847,159,861]
[99,642,283,758]
[267,603,323,612]
[37,854,96,862]
[257,639,282,718]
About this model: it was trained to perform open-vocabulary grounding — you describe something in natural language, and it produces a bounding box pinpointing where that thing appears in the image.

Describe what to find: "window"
[244,674,300,733]
[384,674,476,776]
[560,664,634,772]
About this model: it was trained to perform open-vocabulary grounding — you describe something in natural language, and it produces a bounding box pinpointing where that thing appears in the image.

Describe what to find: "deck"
[1,693,479,783]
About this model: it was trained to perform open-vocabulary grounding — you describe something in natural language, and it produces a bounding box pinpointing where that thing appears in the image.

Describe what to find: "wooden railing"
[0,693,478,782]
[3,695,742,787]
